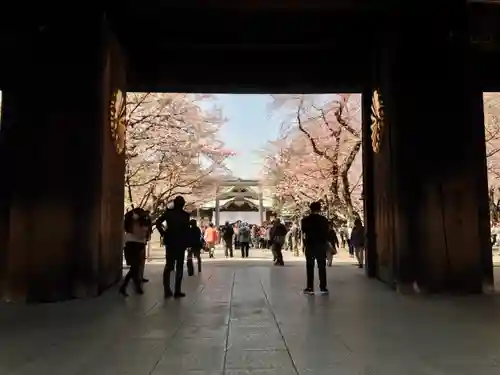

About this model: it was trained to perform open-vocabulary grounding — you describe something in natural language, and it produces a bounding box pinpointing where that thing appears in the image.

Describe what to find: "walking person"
[221,221,234,258]
[204,223,217,258]
[156,196,190,299]
[339,225,347,249]
[270,219,287,266]
[301,201,330,295]
[290,223,300,257]
[350,218,366,268]
[187,219,203,275]
[259,226,266,248]
[139,209,152,283]
[233,223,240,250]
[238,223,251,258]
[251,225,258,248]
[265,225,272,249]
[120,208,149,296]
[326,220,339,267]
[347,223,354,257]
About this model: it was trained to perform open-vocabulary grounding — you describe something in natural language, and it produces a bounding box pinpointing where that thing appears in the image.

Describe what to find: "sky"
[215,94,281,179]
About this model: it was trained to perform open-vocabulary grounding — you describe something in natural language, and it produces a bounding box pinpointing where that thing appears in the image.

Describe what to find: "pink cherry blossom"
[263,94,362,220]
[125,93,233,218]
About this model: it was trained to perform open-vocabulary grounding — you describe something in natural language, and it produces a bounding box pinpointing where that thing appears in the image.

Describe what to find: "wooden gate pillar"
[0,19,126,302]
[366,9,492,293]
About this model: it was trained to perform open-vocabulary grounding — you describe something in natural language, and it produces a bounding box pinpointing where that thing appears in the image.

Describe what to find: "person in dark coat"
[187,219,203,275]
[350,218,366,268]
[326,220,339,267]
[270,219,287,266]
[221,221,235,258]
[139,209,152,283]
[155,196,190,298]
[238,223,252,258]
[301,201,330,295]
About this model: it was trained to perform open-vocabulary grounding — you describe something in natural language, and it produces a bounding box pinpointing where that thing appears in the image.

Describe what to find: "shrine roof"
[200,197,273,209]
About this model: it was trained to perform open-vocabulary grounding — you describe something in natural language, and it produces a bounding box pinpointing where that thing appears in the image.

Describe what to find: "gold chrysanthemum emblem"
[109,89,126,154]
[370,89,385,154]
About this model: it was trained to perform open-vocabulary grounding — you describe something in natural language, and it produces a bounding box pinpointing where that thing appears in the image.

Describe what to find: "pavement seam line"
[222,271,236,374]
[259,278,300,375]
[147,274,209,375]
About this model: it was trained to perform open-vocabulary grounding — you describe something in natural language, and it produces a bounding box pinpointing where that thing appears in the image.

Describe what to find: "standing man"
[221,221,234,258]
[238,223,251,258]
[156,196,190,299]
[187,219,203,275]
[270,219,287,266]
[301,201,330,295]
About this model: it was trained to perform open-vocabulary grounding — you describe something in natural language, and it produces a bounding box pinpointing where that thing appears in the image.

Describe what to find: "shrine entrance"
[0,3,499,301]
[197,179,274,226]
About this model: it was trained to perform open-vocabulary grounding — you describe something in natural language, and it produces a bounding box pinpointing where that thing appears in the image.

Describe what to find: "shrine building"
[196,179,275,226]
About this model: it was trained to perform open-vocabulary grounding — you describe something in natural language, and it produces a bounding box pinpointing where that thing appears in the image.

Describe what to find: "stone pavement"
[2,250,500,374]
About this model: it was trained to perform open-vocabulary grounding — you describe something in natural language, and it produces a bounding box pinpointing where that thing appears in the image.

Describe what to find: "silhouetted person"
[347,224,354,257]
[326,220,339,267]
[221,221,234,257]
[350,218,365,268]
[289,223,301,257]
[120,208,149,296]
[140,209,153,283]
[156,196,190,298]
[301,201,330,295]
[238,223,251,258]
[270,219,287,266]
[187,219,203,275]
[233,223,240,250]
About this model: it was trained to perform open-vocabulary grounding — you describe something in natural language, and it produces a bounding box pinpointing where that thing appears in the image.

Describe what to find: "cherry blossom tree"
[264,93,500,225]
[125,93,233,219]
[263,94,363,221]
[484,93,500,224]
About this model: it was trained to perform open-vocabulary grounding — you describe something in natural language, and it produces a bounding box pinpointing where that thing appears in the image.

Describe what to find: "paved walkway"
[2,249,500,374]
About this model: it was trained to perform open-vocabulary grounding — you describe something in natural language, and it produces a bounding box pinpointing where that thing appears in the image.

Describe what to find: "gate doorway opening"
[483,92,500,286]
[125,92,366,266]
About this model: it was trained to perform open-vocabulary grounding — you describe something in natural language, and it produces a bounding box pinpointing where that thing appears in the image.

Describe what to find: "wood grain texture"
[0,20,125,302]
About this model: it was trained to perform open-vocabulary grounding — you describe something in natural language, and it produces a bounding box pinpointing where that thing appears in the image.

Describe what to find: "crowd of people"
[120,197,366,298]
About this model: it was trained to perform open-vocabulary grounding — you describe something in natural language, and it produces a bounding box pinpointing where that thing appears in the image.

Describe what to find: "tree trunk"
[340,140,362,221]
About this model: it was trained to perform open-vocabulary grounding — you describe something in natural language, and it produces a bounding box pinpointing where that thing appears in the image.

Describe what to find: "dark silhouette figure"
[350,218,366,268]
[187,219,203,275]
[239,224,251,258]
[140,209,153,283]
[155,196,190,298]
[301,201,330,295]
[120,208,149,296]
[347,237,354,256]
[221,221,234,257]
[270,219,287,266]
[327,221,339,267]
